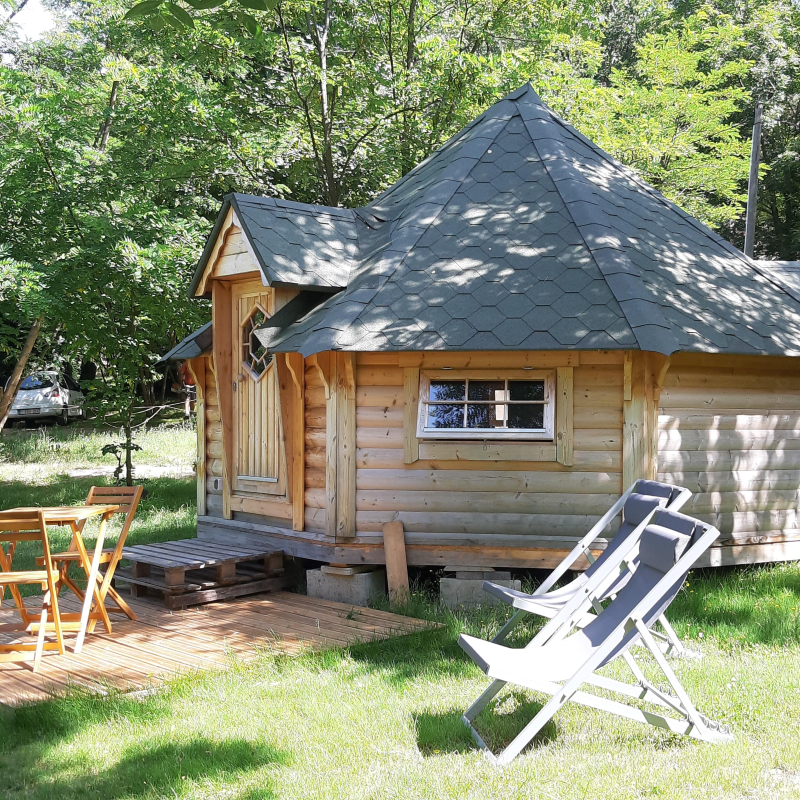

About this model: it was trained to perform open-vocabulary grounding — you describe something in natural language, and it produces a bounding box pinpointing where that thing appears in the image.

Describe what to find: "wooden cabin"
[166,84,800,571]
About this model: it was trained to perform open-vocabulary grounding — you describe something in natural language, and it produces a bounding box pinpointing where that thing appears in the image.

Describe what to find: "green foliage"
[2,0,800,418]
[101,440,143,483]
[541,15,753,227]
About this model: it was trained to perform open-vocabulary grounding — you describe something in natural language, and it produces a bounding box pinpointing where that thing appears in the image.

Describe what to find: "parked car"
[5,371,86,426]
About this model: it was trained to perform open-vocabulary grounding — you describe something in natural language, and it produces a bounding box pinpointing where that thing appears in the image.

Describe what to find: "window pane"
[467,404,504,428]
[20,374,54,390]
[509,380,544,401]
[468,380,505,401]
[427,404,465,428]
[429,380,466,401]
[508,404,544,429]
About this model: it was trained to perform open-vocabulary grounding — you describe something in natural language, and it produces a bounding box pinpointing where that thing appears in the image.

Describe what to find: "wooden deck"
[0,591,435,707]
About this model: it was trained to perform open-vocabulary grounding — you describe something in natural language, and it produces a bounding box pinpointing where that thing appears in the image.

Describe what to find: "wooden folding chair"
[0,509,64,672]
[45,486,143,627]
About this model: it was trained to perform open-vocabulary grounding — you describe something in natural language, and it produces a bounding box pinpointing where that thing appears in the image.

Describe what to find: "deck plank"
[0,591,436,706]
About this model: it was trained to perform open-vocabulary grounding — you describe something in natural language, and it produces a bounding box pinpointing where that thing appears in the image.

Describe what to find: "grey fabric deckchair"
[486,479,693,658]
[459,509,731,765]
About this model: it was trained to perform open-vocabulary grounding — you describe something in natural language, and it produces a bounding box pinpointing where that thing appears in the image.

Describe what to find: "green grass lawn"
[0,420,198,590]
[1,422,800,798]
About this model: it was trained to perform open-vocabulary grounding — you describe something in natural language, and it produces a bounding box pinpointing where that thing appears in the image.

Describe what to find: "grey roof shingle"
[190,83,800,358]
[188,194,357,296]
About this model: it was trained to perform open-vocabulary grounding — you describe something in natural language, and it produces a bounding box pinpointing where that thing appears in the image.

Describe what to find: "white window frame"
[415,369,555,441]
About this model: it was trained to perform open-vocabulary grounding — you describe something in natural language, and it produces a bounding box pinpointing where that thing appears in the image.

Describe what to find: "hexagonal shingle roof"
[189,194,358,294]
[192,83,800,357]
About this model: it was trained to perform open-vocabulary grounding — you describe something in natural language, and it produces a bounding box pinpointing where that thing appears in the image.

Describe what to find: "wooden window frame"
[415,369,556,442]
[240,301,274,383]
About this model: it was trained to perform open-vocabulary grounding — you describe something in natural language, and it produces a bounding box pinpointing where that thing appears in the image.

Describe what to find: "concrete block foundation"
[307,567,387,606]
[439,574,521,610]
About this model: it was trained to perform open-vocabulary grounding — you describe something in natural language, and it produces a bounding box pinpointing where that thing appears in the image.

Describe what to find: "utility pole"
[744,100,764,258]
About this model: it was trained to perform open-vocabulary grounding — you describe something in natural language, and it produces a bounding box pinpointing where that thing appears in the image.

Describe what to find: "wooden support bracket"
[285,353,302,394]
[309,353,331,399]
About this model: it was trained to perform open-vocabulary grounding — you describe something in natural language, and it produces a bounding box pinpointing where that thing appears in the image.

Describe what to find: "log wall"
[325,352,625,546]
[658,353,800,565]
[304,359,328,531]
[197,319,800,566]
[204,361,225,518]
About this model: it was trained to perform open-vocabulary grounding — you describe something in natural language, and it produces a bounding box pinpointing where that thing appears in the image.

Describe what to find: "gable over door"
[232,282,285,496]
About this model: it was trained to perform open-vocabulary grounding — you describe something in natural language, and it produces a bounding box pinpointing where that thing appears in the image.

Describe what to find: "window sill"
[418,430,551,441]
[417,441,557,462]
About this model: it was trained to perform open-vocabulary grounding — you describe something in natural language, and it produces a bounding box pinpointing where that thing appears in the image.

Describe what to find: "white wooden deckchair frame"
[462,515,732,765]
[491,481,694,660]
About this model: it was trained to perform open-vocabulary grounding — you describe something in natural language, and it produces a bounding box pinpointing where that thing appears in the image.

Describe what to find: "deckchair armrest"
[534,490,632,595]
[536,485,693,597]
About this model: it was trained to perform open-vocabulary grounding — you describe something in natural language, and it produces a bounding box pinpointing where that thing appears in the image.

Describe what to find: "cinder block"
[439,576,521,609]
[307,567,387,606]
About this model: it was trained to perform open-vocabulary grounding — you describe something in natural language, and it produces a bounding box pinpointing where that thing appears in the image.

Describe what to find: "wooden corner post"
[325,353,338,538]
[287,353,306,531]
[276,352,306,531]
[186,357,206,517]
[648,354,671,482]
[556,366,573,466]
[336,353,357,540]
[623,351,647,490]
[212,281,234,519]
[325,352,357,540]
[403,366,421,464]
[623,351,671,489]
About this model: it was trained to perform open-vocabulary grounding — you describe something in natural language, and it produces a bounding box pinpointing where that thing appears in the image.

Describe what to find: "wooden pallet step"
[114,569,200,594]
[165,575,293,609]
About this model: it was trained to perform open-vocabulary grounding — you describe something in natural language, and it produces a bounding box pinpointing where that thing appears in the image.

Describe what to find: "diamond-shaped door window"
[241,304,273,380]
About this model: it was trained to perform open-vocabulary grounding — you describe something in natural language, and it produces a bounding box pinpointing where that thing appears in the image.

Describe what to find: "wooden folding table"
[0,504,119,654]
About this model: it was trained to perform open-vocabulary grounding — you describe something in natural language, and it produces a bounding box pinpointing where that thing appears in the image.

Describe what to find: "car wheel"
[57,408,70,426]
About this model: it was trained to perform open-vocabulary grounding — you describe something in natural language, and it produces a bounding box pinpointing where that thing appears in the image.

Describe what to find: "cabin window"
[241,303,273,380]
[416,370,555,441]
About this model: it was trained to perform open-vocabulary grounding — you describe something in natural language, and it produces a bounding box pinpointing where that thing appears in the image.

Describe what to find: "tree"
[538,14,752,228]
[0,258,46,433]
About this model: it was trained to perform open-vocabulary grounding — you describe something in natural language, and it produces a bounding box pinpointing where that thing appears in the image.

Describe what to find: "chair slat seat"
[39,549,115,565]
[0,568,59,585]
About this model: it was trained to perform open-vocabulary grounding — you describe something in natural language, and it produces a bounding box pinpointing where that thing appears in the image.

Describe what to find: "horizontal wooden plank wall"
[659,353,800,565]
[305,357,328,532]
[205,361,224,518]
[335,352,624,546]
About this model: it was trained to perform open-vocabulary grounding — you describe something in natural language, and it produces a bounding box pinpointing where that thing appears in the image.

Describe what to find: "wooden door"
[232,283,285,496]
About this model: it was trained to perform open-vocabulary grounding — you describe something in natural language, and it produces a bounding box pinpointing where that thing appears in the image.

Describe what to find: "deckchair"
[487,479,693,658]
[459,509,730,764]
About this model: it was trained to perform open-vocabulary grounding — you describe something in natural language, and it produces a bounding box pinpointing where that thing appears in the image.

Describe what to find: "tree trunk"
[123,415,133,487]
[0,315,44,434]
[94,80,120,151]
[400,0,418,176]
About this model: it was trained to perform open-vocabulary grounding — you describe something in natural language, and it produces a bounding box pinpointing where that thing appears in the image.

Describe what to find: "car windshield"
[18,374,55,391]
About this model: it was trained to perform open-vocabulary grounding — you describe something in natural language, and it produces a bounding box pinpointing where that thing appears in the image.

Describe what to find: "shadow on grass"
[18,738,287,799]
[415,693,557,757]
[1,690,288,799]
[346,627,480,686]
